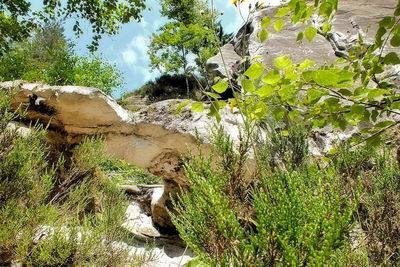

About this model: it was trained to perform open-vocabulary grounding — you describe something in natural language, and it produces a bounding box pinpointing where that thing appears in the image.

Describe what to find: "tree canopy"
[0,0,146,54]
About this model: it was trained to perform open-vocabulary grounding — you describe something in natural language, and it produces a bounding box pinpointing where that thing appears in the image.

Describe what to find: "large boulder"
[0,80,246,228]
[208,0,398,77]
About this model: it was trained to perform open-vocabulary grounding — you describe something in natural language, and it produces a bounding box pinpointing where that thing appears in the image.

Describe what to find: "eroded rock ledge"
[1,80,247,228]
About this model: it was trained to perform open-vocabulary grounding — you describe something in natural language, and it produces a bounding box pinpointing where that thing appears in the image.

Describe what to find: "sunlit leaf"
[207,102,221,122]
[241,79,256,93]
[305,26,317,42]
[175,99,192,114]
[261,16,271,28]
[204,91,221,99]
[275,7,288,17]
[274,55,292,70]
[262,70,280,84]
[298,59,315,71]
[274,19,284,33]
[244,62,264,79]
[212,78,228,93]
[191,102,204,112]
[259,29,269,42]
[256,84,275,98]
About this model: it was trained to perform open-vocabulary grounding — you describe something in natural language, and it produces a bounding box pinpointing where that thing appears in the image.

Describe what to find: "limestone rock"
[208,0,398,77]
[1,80,132,137]
[0,81,247,228]
[5,122,31,137]
[118,184,141,195]
[206,43,243,79]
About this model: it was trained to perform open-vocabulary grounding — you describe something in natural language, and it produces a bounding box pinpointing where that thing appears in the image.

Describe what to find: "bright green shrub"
[170,125,360,266]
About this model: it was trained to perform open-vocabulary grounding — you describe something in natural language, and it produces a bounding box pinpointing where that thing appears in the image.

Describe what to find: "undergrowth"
[0,89,155,266]
[171,122,400,266]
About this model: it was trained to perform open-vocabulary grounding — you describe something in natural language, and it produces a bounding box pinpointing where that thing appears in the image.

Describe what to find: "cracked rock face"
[207,0,398,77]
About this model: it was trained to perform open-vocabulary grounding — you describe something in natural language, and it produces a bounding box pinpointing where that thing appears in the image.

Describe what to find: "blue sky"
[32,0,283,98]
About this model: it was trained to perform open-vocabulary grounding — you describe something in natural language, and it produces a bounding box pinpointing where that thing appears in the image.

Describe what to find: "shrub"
[135,74,205,102]
[170,124,360,266]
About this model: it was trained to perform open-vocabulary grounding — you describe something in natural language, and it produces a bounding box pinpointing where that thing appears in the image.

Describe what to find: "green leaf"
[207,102,221,122]
[305,26,317,42]
[191,102,204,113]
[217,101,227,109]
[371,110,379,122]
[241,79,256,93]
[262,70,280,84]
[366,134,381,149]
[374,121,395,129]
[338,89,352,96]
[204,91,220,99]
[328,148,338,155]
[256,84,275,98]
[350,104,366,117]
[321,157,331,163]
[261,16,271,28]
[274,55,292,70]
[367,89,390,99]
[390,101,400,110]
[289,110,301,120]
[324,97,339,106]
[274,19,285,33]
[322,23,331,33]
[175,100,192,114]
[319,2,334,18]
[212,78,228,93]
[244,62,264,79]
[272,108,285,121]
[298,59,315,71]
[275,7,289,17]
[390,34,400,47]
[379,16,395,28]
[383,52,400,65]
[297,31,304,41]
[259,29,269,42]
[314,70,339,86]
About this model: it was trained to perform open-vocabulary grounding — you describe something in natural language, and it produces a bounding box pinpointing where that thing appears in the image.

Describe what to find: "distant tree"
[148,0,230,97]
[0,22,124,97]
[0,0,146,54]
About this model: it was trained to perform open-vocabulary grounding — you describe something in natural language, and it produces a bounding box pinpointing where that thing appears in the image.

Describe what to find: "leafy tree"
[182,0,400,149]
[0,22,124,96]
[0,0,146,54]
[148,0,230,97]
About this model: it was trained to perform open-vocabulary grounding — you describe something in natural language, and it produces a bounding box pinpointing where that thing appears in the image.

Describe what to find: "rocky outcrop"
[208,0,398,77]
[0,80,246,228]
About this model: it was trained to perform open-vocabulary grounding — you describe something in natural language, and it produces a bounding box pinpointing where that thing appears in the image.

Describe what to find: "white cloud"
[152,19,163,30]
[120,34,154,85]
[122,49,138,66]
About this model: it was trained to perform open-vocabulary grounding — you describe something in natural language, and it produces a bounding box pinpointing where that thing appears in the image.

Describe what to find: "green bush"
[0,23,124,97]
[135,74,205,102]
[170,125,360,266]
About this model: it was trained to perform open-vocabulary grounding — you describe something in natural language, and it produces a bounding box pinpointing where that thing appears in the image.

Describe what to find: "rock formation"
[207,0,398,78]
[0,80,246,228]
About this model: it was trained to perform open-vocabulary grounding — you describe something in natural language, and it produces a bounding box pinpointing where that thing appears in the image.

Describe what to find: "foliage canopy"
[0,0,146,54]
